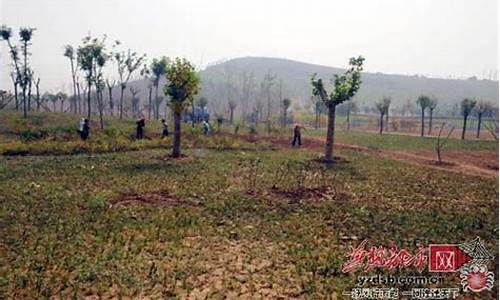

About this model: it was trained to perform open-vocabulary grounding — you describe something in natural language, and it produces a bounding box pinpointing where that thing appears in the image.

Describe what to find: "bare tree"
[262,72,276,134]
[113,41,146,119]
[240,71,255,126]
[483,121,499,141]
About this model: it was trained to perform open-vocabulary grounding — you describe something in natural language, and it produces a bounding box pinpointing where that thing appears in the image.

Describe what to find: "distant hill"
[123,56,498,117]
[198,57,499,114]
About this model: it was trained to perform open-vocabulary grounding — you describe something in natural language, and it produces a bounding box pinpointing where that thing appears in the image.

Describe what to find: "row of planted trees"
[415,96,492,139]
[1,25,175,123]
[0,26,39,117]
[1,25,200,158]
[372,95,494,140]
[69,36,199,158]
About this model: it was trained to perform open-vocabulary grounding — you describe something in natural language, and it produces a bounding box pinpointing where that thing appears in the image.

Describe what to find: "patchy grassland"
[0,145,498,298]
[0,112,498,298]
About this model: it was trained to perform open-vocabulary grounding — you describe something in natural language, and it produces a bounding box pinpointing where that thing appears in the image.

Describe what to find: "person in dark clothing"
[79,118,90,140]
[161,119,169,138]
[292,124,305,147]
[136,118,145,139]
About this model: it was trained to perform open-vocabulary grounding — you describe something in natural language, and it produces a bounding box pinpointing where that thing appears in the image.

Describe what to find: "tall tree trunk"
[87,81,92,119]
[476,113,482,139]
[11,75,18,111]
[283,110,287,127]
[35,79,40,111]
[191,102,195,128]
[420,108,425,137]
[315,110,319,129]
[428,109,434,135]
[230,108,234,124]
[148,86,152,119]
[346,108,350,131]
[154,84,160,120]
[172,110,182,158]
[119,85,125,119]
[98,89,104,130]
[379,113,384,134]
[462,115,467,140]
[27,79,32,112]
[267,93,271,134]
[70,59,77,113]
[77,82,82,114]
[385,110,389,132]
[22,41,28,118]
[324,105,336,162]
[22,84,27,118]
[108,86,114,116]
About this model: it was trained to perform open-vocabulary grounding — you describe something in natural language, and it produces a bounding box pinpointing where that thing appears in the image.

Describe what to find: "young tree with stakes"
[311,56,364,162]
[164,58,200,158]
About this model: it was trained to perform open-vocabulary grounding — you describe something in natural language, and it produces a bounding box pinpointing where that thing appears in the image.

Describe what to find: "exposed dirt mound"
[110,191,200,208]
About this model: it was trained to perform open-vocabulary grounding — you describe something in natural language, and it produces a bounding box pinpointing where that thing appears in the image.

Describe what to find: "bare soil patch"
[109,191,201,208]
[385,149,498,178]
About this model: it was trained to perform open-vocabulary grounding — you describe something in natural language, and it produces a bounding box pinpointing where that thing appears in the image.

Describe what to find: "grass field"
[0,112,498,299]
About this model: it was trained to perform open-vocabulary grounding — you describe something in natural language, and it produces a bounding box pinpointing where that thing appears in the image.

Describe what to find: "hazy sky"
[0,0,498,91]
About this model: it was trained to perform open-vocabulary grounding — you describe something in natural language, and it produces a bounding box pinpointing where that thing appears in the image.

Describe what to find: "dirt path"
[265,135,498,178]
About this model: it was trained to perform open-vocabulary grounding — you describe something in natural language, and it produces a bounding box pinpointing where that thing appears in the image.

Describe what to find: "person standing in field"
[78,118,90,140]
[292,123,305,147]
[161,119,169,138]
[202,120,211,135]
[136,118,145,139]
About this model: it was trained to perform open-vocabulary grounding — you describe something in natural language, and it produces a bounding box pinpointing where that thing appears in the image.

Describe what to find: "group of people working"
[77,118,211,141]
[77,118,305,147]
